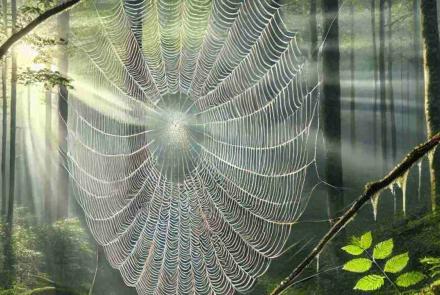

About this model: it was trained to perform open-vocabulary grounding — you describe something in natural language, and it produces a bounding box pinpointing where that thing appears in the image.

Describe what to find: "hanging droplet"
[389,183,396,196]
[400,171,410,217]
[316,253,320,273]
[418,160,422,201]
[371,193,380,221]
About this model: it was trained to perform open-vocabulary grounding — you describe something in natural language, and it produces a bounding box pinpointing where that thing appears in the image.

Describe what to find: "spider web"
[62,0,320,294]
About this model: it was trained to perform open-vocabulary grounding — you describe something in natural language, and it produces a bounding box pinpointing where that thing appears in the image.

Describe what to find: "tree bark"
[309,0,318,62]
[1,0,7,219]
[371,0,379,156]
[44,90,52,223]
[321,0,344,222]
[413,0,423,140]
[387,0,397,161]
[350,1,356,147]
[379,0,388,168]
[2,0,16,288]
[270,133,440,295]
[421,0,440,211]
[57,11,69,220]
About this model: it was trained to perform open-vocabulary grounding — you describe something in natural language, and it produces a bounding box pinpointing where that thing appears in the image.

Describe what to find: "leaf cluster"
[18,68,73,90]
[342,231,425,292]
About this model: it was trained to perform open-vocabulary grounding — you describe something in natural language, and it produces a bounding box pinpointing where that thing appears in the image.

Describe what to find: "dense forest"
[0,0,439,294]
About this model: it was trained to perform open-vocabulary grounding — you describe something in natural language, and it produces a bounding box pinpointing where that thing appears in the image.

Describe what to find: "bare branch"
[270,133,440,295]
[0,0,80,59]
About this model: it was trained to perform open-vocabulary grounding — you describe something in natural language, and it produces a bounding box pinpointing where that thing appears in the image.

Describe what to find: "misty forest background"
[0,0,440,294]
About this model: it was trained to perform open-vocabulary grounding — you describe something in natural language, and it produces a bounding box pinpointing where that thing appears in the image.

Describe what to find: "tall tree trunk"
[44,90,52,223]
[379,0,388,169]
[309,0,318,62]
[1,0,7,219]
[413,0,423,140]
[322,0,344,221]
[421,0,440,210]
[57,11,69,220]
[387,0,397,161]
[371,0,379,156]
[3,0,17,288]
[350,1,356,147]
[7,0,16,229]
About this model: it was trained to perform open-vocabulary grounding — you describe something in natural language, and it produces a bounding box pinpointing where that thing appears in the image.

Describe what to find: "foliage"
[342,231,425,292]
[0,213,94,294]
[18,69,73,89]
[34,219,94,291]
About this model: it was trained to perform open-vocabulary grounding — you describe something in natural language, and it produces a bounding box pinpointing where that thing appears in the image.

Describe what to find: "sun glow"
[15,42,39,64]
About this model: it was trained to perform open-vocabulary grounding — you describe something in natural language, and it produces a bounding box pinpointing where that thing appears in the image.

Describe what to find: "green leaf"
[343,258,372,273]
[384,252,409,273]
[360,231,373,250]
[395,272,425,288]
[354,275,385,291]
[373,239,393,260]
[342,245,364,256]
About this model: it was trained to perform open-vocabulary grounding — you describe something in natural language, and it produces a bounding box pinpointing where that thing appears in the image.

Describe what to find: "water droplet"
[401,171,409,217]
[418,160,422,201]
[371,193,380,221]
[316,253,320,273]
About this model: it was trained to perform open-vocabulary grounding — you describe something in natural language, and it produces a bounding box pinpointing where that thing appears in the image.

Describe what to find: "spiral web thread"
[63,0,320,294]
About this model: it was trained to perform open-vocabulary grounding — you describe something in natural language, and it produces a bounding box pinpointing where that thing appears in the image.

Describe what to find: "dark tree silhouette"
[321,0,344,221]
[371,0,379,156]
[379,0,388,169]
[309,0,318,61]
[421,0,440,210]
[387,0,397,161]
[1,0,7,219]
[350,1,356,147]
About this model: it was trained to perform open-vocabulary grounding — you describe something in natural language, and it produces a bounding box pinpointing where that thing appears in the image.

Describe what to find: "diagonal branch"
[0,0,80,60]
[270,133,440,295]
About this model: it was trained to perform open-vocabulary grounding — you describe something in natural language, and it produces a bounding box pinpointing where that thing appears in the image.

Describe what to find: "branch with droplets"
[0,0,80,60]
[270,133,440,295]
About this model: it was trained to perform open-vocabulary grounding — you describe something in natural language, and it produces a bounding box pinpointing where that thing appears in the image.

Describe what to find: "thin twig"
[0,0,80,59]
[89,245,100,295]
[270,133,440,295]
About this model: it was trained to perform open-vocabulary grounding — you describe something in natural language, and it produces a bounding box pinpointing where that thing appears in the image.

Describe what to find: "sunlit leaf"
[360,231,373,250]
[384,252,409,273]
[343,258,372,273]
[342,245,364,256]
[395,272,425,288]
[354,275,385,291]
[373,239,393,260]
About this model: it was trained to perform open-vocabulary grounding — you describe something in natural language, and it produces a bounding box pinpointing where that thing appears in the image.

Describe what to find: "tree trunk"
[421,0,440,210]
[44,90,52,223]
[387,0,397,161]
[371,0,379,156]
[322,0,344,221]
[1,0,7,219]
[57,11,69,220]
[7,0,16,229]
[350,1,356,147]
[413,0,423,140]
[309,0,318,62]
[379,0,388,169]
[3,0,17,288]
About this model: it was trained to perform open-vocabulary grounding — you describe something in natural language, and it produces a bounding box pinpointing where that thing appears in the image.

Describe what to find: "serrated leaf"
[354,275,385,291]
[395,271,425,288]
[384,252,409,273]
[342,245,364,256]
[373,239,393,260]
[343,258,372,273]
[360,231,373,250]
